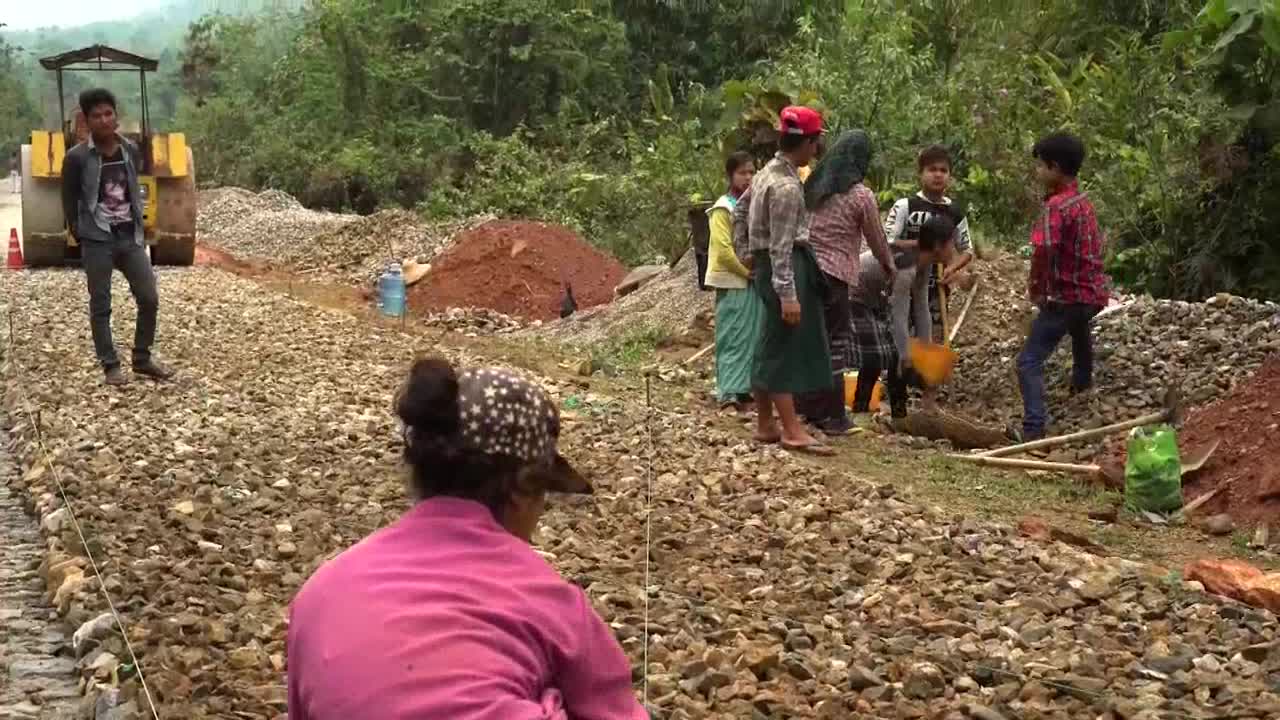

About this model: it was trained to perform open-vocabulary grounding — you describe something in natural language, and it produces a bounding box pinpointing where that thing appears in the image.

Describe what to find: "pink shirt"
[287,497,648,720]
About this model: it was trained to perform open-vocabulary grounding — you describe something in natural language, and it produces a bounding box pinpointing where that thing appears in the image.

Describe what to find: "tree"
[0,25,42,161]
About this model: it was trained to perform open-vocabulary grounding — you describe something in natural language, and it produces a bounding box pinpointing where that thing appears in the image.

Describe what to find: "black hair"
[1032,132,1086,177]
[725,151,753,179]
[79,88,118,116]
[395,356,524,518]
[779,133,818,152]
[918,214,957,252]
[917,144,951,171]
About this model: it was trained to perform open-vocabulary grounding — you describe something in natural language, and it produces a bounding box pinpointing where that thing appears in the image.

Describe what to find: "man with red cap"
[744,106,835,455]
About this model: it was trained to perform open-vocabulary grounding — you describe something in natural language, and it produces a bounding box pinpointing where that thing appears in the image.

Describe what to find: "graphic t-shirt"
[97,149,133,224]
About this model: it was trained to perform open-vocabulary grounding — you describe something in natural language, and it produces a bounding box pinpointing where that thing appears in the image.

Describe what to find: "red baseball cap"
[779,106,824,136]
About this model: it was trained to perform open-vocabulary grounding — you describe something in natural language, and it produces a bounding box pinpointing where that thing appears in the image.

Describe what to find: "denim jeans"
[82,225,158,370]
[1016,302,1102,439]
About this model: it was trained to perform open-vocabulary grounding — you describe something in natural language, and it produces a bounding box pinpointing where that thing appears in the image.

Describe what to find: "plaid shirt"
[1029,181,1109,307]
[808,183,893,287]
[747,153,810,302]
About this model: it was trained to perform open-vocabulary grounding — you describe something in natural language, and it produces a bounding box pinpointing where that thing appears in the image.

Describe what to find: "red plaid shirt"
[1029,181,1109,307]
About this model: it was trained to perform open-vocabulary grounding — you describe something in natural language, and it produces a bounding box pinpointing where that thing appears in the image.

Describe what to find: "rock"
[1184,558,1280,614]
[172,500,195,515]
[903,662,946,700]
[966,706,1010,720]
[1203,513,1234,536]
[742,646,780,678]
[782,654,814,681]
[41,506,69,533]
[615,265,665,297]
[848,665,885,690]
[71,615,115,662]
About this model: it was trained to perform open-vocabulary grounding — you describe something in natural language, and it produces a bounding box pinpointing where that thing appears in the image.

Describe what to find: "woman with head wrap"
[795,130,897,434]
[287,357,650,720]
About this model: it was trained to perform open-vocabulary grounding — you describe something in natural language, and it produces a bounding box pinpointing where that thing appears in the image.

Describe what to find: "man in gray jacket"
[61,88,172,386]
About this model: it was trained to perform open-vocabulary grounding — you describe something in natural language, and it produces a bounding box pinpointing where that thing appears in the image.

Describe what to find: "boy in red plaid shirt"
[1017,132,1111,440]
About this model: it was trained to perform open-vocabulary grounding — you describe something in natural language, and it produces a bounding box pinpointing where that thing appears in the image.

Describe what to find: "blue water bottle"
[379,261,406,317]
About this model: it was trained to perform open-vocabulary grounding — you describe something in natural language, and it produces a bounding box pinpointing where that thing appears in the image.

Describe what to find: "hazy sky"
[2,1,170,30]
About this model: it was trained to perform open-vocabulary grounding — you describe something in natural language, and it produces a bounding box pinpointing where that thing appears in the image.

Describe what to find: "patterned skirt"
[849,301,898,371]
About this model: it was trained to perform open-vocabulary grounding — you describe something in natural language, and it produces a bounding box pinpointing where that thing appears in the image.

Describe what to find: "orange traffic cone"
[5,228,22,270]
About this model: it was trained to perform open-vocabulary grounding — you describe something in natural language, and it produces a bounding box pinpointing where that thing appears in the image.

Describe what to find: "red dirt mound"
[409,220,626,321]
[1177,355,1280,527]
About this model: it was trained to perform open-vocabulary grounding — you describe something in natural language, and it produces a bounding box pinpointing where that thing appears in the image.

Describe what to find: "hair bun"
[396,357,461,436]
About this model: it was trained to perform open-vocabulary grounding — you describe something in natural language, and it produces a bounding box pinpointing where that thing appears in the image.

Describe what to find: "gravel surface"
[2,267,1280,718]
[941,254,1280,459]
[197,187,492,287]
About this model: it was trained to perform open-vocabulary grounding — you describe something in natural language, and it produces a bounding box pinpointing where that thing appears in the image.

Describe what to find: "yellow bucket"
[843,372,881,411]
[908,338,957,387]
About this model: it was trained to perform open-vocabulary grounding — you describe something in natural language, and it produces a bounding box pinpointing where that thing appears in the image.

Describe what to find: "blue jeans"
[1017,302,1102,439]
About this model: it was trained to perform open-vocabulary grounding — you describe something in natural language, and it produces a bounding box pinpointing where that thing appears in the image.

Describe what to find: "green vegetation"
[3,0,1279,299]
[590,324,674,375]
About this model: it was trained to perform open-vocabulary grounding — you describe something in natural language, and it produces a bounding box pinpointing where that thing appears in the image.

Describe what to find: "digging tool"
[1174,474,1239,520]
[978,388,1183,458]
[947,278,980,345]
[683,342,715,366]
[1180,439,1220,476]
[949,453,1124,485]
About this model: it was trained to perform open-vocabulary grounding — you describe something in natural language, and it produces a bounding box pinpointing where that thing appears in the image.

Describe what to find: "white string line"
[641,373,655,707]
[5,306,162,720]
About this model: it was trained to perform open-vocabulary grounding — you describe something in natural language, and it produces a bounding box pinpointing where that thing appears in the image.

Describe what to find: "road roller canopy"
[38,44,159,72]
[38,44,160,141]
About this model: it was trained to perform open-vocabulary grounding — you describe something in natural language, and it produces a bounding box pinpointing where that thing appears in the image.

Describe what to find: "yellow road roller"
[20,44,196,266]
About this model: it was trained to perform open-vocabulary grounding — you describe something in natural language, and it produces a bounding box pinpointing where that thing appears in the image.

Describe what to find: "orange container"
[843,372,881,411]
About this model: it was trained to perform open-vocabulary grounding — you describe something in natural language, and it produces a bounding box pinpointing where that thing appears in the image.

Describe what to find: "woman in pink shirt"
[287,357,650,720]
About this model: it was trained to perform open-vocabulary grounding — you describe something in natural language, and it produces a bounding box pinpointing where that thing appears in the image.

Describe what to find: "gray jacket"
[61,135,145,245]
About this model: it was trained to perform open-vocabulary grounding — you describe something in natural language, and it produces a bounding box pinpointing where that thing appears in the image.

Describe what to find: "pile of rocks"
[2,267,1279,718]
[942,255,1280,454]
[421,307,524,335]
[296,211,495,287]
[198,187,357,264]
[198,187,494,287]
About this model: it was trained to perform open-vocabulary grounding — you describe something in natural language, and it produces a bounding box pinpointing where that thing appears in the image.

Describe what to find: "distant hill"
[2,0,303,129]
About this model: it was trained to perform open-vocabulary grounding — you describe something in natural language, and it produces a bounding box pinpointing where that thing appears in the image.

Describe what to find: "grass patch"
[589,324,673,375]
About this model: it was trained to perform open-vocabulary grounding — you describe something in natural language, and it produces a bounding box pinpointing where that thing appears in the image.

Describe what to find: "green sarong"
[714,284,764,400]
[751,246,833,394]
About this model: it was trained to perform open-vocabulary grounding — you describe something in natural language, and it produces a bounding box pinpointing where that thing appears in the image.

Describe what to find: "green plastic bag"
[1124,424,1183,513]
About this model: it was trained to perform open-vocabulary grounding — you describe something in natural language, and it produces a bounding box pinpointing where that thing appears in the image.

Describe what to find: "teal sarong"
[714,284,764,401]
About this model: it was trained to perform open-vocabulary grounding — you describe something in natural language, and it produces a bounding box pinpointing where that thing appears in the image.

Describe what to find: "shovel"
[908,265,957,387]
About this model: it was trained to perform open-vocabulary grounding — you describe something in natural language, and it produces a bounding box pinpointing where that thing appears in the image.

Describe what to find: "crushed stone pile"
[296,211,495,287]
[534,249,713,346]
[197,187,492,286]
[941,253,1280,457]
[410,220,626,322]
[198,187,357,264]
[2,269,1280,718]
